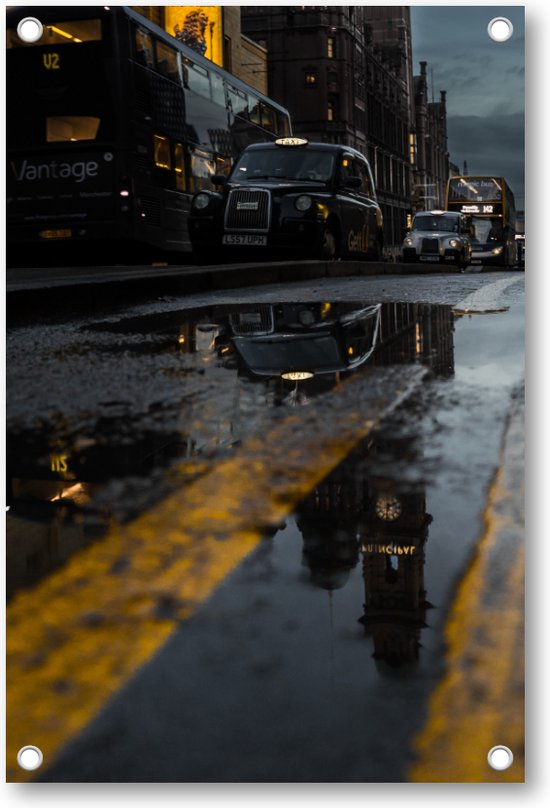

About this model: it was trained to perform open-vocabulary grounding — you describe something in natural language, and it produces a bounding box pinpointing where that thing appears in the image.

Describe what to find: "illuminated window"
[47,116,100,142]
[305,72,317,87]
[174,142,185,191]
[154,134,171,170]
[327,102,334,122]
[327,37,335,58]
[409,132,417,166]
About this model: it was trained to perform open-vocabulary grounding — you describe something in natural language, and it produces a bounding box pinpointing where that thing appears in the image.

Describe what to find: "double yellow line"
[409,394,524,782]
[7,365,426,781]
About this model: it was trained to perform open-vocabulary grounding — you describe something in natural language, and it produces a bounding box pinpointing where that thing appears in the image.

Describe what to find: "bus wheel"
[320,224,339,260]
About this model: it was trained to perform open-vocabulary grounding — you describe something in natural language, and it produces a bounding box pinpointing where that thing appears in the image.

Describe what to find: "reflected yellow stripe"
[409,404,524,783]
[7,366,426,781]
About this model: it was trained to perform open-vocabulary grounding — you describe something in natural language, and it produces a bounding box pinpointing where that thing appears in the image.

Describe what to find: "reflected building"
[358,462,433,667]
[295,433,434,668]
[297,455,364,590]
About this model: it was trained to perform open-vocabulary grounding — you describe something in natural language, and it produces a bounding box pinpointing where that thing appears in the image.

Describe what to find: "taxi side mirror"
[211,174,227,186]
[343,176,362,189]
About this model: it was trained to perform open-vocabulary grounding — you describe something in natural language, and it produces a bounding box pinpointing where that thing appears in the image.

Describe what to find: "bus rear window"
[7,19,102,48]
[47,116,101,142]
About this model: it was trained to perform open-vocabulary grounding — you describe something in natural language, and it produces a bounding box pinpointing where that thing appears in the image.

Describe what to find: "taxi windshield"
[412,214,459,233]
[231,148,335,183]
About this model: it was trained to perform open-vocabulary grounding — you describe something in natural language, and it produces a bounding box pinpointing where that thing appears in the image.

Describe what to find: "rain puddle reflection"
[8,300,457,599]
[294,432,433,667]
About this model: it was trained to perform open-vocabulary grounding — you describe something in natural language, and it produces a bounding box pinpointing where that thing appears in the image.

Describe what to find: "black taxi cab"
[188,138,384,263]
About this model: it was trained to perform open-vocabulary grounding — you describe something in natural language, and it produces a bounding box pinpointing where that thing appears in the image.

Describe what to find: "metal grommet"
[488,745,513,770]
[16,16,44,43]
[17,745,44,771]
[487,17,514,42]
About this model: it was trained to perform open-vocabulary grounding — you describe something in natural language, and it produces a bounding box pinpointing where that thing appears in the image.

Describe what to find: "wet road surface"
[6,272,524,782]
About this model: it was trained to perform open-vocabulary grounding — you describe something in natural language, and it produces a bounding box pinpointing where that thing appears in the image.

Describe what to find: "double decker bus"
[6,6,292,264]
[445,176,517,267]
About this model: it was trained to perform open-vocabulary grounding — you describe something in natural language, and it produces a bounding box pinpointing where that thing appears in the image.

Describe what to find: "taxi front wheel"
[320,225,339,260]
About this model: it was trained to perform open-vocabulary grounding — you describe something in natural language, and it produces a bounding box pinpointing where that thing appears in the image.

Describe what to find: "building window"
[47,116,100,142]
[327,36,335,58]
[327,102,334,122]
[305,71,317,87]
[409,132,417,166]
[223,36,232,72]
[174,142,185,191]
[154,134,171,169]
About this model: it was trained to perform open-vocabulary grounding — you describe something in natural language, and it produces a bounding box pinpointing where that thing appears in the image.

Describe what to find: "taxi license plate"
[420,255,439,262]
[223,234,267,246]
[39,229,73,240]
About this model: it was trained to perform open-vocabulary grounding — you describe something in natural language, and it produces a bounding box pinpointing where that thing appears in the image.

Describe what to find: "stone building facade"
[412,61,450,211]
[132,6,452,246]
[241,5,419,248]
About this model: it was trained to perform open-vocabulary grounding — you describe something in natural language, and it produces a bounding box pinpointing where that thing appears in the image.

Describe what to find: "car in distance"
[188,138,384,263]
[402,210,472,269]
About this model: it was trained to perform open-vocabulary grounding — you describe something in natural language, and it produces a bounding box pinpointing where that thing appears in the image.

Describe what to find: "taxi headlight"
[448,239,459,248]
[295,195,313,212]
[405,237,414,247]
[193,193,211,210]
[492,246,503,255]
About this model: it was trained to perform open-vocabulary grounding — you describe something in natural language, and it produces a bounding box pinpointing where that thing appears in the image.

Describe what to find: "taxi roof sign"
[274,137,309,147]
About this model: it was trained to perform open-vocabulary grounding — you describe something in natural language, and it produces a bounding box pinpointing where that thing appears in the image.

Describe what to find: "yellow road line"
[409,395,524,782]
[7,365,425,781]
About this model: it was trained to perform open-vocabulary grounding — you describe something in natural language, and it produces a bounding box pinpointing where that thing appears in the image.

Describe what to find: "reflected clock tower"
[358,477,433,667]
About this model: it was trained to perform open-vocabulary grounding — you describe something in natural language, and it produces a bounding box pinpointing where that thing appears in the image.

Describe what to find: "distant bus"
[6,6,292,263]
[445,176,517,267]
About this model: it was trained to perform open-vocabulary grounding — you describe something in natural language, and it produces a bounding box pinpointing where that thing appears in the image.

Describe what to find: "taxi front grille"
[421,238,440,254]
[225,189,271,232]
[229,306,275,335]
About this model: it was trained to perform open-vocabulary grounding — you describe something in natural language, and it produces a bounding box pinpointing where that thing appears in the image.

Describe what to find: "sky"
[411,5,525,209]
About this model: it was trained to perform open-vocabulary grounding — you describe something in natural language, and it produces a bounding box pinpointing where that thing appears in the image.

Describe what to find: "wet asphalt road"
[6,269,525,782]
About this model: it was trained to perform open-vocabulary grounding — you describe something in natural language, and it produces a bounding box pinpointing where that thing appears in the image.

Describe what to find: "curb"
[7,259,476,295]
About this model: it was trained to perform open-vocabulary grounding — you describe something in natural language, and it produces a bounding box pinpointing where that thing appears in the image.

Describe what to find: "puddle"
[7,299,522,602]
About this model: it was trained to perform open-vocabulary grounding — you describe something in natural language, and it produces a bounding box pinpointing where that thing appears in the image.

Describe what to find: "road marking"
[7,365,426,781]
[453,275,523,314]
[409,389,524,782]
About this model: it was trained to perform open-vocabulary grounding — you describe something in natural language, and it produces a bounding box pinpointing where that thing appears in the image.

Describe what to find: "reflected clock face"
[375,494,402,521]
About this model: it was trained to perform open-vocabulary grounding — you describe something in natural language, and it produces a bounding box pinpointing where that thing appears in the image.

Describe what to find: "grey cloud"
[448,112,525,206]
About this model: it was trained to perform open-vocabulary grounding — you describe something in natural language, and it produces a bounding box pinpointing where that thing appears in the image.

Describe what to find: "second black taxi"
[188,138,384,263]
